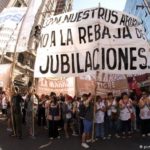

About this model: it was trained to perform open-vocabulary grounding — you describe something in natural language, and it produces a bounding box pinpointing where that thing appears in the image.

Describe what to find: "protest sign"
[34,7,150,77]
[0,7,26,53]
[36,77,75,96]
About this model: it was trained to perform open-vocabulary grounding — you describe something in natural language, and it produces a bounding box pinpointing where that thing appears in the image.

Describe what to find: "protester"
[81,94,94,149]
[6,100,12,132]
[119,92,134,138]
[138,91,150,137]
[95,95,106,140]
[62,95,74,138]
[79,94,87,136]
[47,96,61,139]
[106,92,120,138]
[37,94,46,127]
[12,86,23,139]
[26,92,33,136]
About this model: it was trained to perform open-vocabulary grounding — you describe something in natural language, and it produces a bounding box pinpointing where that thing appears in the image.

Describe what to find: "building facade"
[0,0,73,88]
[124,0,150,43]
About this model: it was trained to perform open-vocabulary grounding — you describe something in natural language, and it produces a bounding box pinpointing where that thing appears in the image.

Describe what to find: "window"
[18,53,24,64]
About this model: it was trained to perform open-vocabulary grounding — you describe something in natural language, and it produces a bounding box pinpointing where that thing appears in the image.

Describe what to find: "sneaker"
[108,134,112,137]
[49,137,54,140]
[86,139,92,143]
[72,133,79,136]
[147,133,150,137]
[81,143,89,149]
[57,136,61,139]
[142,134,146,138]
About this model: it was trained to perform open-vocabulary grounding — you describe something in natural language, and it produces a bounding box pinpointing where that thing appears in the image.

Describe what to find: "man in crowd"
[12,86,23,139]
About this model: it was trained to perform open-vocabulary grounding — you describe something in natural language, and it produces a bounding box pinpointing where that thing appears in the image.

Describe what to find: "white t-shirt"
[140,105,150,120]
[107,99,117,116]
[95,100,105,124]
[119,99,133,121]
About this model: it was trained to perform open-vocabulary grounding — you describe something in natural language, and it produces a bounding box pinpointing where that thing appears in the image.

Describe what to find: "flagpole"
[91,71,98,143]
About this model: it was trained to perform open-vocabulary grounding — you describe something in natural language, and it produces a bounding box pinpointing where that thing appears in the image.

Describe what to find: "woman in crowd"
[106,92,120,138]
[95,95,106,140]
[119,92,134,138]
[47,96,61,139]
[37,94,46,127]
[62,95,74,138]
[138,91,150,137]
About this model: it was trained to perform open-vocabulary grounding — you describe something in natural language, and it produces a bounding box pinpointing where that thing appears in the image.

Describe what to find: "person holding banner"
[139,91,150,137]
[119,92,134,139]
[81,94,94,149]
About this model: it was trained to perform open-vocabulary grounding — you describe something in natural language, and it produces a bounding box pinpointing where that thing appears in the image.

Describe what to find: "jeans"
[95,123,105,138]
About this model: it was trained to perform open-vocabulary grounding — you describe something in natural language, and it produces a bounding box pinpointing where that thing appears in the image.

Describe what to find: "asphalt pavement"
[0,118,150,150]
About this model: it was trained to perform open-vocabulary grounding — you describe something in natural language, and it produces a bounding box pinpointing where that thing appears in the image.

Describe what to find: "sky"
[73,0,127,11]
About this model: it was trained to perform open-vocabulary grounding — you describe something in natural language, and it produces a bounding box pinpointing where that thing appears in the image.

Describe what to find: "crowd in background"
[0,88,150,149]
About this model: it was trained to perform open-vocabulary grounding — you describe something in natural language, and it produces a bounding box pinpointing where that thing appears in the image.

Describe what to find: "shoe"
[115,134,120,139]
[49,137,54,140]
[102,137,106,140]
[7,128,12,132]
[108,134,112,137]
[72,133,79,136]
[147,133,150,137]
[107,136,111,140]
[142,134,146,138]
[86,139,92,143]
[57,136,60,139]
[81,143,89,149]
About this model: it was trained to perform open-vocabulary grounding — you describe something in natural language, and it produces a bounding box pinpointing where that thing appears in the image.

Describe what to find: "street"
[0,118,150,150]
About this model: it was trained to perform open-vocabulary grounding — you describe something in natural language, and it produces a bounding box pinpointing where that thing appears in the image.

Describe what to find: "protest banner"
[96,72,129,96]
[36,77,75,96]
[0,0,42,53]
[75,72,129,96]
[34,7,150,78]
[0,7,26,53]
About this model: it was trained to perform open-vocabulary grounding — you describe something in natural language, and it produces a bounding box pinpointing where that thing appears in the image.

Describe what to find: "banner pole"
[91,71,98,143]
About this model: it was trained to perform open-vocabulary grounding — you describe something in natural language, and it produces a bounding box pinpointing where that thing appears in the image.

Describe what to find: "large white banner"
[0,7,26,54]
[34,7,150,77]
[0,0,42,53]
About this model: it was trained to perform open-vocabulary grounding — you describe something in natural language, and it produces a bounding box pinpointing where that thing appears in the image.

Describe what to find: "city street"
[0,119,150,150]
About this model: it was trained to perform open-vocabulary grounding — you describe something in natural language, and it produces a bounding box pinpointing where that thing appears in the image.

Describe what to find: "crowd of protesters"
[0,87,150,149]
